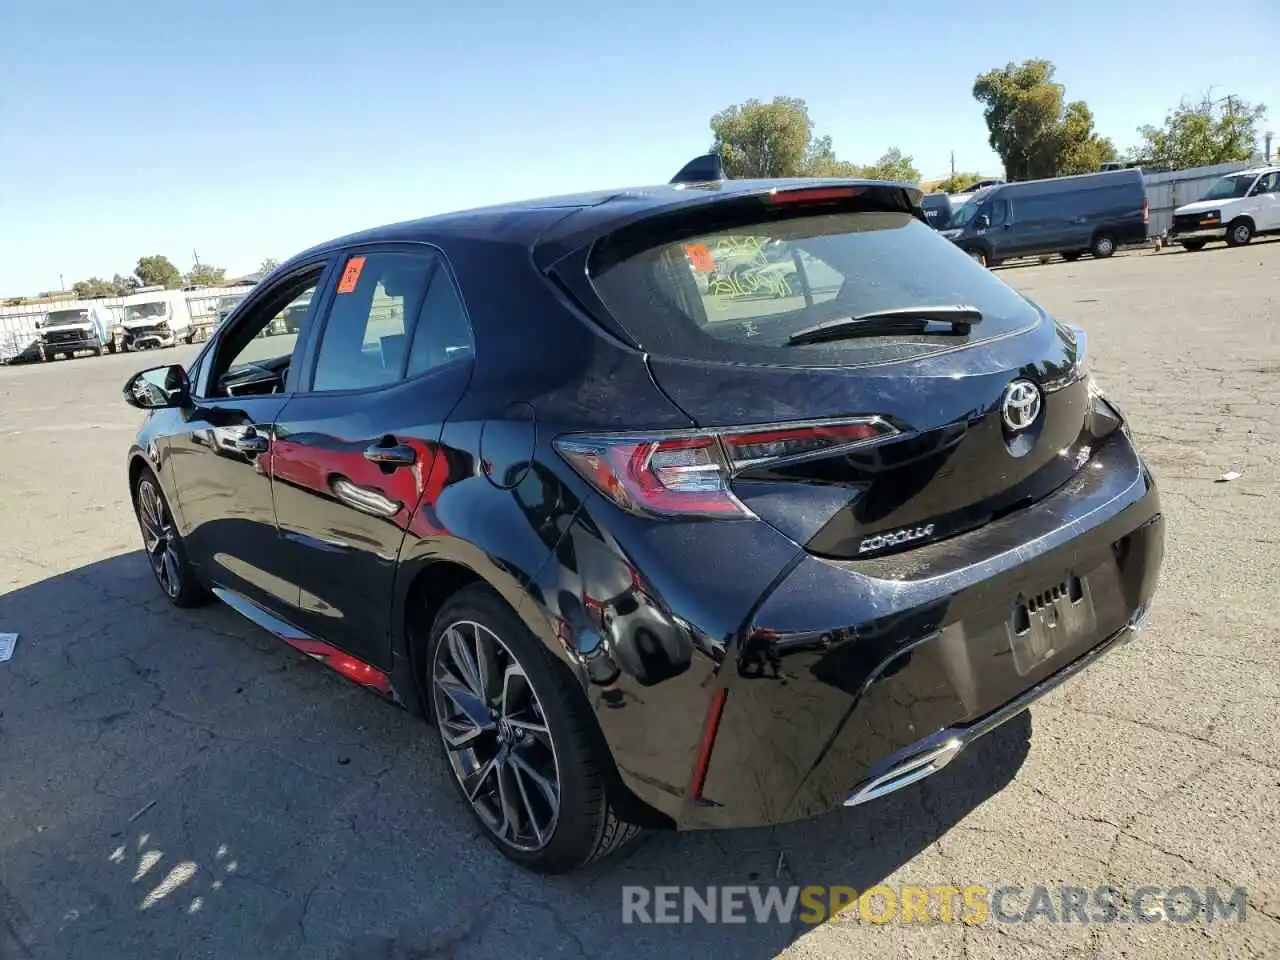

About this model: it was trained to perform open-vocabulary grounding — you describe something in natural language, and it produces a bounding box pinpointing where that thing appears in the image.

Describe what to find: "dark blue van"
[920,193,955,229]
[940,168,1149,266]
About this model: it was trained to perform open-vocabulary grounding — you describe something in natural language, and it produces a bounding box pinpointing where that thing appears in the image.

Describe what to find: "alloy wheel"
[136,478,181,599]
[432,620,561,852]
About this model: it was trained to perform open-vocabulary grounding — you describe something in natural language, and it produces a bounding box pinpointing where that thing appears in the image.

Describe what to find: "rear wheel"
[1180,240,1208,252]
[1225,219,1254,247]
[429,584,642,873]
[1091,233,1117,258]
[133,470,209,608]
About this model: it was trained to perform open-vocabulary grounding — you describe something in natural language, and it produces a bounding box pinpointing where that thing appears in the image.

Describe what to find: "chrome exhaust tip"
[844,738,963,807]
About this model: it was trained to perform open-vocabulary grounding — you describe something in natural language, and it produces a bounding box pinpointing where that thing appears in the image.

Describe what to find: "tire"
[1180,240,1207,252]
[966,248,988,268]
[1225,219,1254,247]
[132,469,210,608]
[96,346,105,357]
[107,340,117,354]
[1062,251,1084,262]
[1091,233,1117,258]
[428,584,642,873]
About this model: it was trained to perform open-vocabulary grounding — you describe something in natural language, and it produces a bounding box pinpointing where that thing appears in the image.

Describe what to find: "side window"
[987,198,1009,226]
[311,251,433,392]
[405,260,475,377]
[204,270,322,399]
[1254,172,1279,195]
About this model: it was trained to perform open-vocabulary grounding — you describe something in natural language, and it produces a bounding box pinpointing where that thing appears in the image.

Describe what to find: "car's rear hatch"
[545,184,1117,560]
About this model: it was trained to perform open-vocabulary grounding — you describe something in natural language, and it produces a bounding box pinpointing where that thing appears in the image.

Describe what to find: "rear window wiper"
[786,305,983,346]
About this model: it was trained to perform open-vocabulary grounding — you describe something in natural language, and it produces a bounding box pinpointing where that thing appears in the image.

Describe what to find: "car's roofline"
[278,177,925,270]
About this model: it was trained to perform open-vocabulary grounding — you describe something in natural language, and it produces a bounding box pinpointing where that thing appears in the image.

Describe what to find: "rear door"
[578,198,1099,560]
[269,244,475,668]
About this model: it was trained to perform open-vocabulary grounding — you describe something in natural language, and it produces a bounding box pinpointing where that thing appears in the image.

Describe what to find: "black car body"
[123,164,1164,873]
[942,168,1149,265]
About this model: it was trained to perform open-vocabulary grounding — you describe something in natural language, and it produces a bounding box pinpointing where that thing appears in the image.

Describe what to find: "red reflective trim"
[280,635,393,695]
[689,687,728,801]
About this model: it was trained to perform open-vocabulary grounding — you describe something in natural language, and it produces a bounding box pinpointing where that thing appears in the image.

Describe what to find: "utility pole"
[950,150,955,178]
[59,273,65,292]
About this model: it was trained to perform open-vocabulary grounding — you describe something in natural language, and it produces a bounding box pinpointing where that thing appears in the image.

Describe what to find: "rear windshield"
[588,210,1041,367]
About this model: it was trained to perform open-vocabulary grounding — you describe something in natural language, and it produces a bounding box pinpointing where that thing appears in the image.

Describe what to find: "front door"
[983,197,1018,259]
[1250,171,1280,231]
[168,263,330,615]
[270,245,476,668]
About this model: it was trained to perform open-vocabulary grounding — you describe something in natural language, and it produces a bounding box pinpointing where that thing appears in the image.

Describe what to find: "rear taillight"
[1142,199,1149,225]
[554,417,895,519]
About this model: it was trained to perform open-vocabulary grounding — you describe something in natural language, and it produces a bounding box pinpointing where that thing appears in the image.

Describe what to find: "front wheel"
[966,248,988,268]
[1091,233,1117,258]
[428,584,642,873]
[1180,240,1208,252]
[1225,219,1254,247]
[133,470,210,608]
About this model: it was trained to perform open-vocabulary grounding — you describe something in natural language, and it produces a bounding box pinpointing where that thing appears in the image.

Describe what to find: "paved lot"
[2,242,1278,959]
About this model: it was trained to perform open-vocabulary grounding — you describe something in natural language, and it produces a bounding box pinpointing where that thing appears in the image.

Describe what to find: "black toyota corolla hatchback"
[123,157,1164,873]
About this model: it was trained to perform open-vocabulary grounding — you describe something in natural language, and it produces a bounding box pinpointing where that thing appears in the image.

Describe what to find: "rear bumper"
[593,432,1167,829]
[844,604,1145,807]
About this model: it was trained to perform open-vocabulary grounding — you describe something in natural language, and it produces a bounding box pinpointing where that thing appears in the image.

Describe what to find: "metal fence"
[1143,160,1255,239]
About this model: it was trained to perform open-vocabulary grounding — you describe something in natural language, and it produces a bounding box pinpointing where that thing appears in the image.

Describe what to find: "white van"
[36,305,116,360]
[1168,166,1280,250]
[117,292,194,351]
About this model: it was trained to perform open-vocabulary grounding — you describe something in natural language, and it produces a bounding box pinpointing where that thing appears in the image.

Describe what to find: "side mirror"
[975,214,991,230]
[124,364,191,410]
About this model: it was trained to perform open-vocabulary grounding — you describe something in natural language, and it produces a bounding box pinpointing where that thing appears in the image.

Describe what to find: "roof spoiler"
[670,153,727,185]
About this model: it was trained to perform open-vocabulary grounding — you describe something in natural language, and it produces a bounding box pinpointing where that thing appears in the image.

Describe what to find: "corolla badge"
[1001,380,1042,432]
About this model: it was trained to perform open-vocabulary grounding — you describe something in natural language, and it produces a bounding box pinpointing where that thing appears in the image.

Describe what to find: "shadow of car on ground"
[0,551,1030,959]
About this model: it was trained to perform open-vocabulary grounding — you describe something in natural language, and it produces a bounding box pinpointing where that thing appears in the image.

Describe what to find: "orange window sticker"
[684,243,715,273]
[337,256,366,294]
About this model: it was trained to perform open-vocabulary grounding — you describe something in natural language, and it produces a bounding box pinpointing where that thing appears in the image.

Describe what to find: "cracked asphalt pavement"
[1,241,1278,959]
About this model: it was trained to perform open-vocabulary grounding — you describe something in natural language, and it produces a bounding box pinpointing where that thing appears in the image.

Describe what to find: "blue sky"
[1,0,1276,295]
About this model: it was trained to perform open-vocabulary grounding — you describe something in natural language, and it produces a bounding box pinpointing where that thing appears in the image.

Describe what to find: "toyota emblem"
[1001,380,1042,431]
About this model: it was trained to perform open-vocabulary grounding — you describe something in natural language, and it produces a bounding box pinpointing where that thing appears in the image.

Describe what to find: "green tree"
[259,257,281,275]
[135,255,182,289]
[855,148,920,183]
[710,96,814,178]
[802,135,861,178]
[72,278,111,299]
[972,60,1115,179]
[1135,95,1267,170]
[933,171,987,193]
[184,263,227,287]
[707,97,918,182]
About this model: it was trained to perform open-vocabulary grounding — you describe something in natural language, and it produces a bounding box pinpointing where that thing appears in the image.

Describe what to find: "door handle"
[364,442,417,467]
[235,431,269,454]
